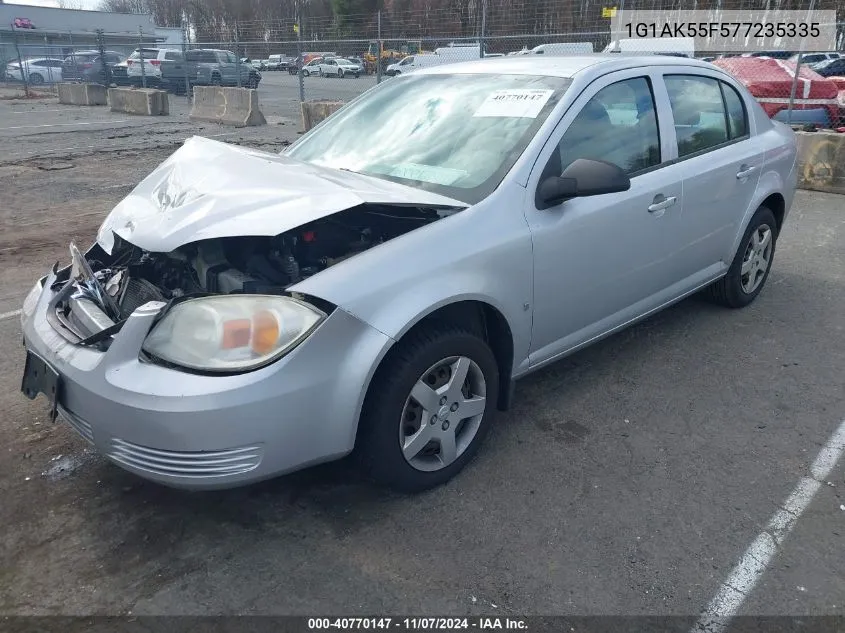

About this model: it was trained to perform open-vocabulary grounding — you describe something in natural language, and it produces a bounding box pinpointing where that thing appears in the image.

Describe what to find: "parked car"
[5,58,63,84]
[19,56,797,493]
[268,54,292,71]
[61,50,124,83]
[187,49,255,88]
[126,48,184,87]
[299,57,324,77]
[109,60,132,86]
[814,57,845,77]
[789,52,841,65]
[314,57,362,78]
[250,59,266,71]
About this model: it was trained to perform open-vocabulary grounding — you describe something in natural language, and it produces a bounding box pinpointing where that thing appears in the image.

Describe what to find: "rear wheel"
[357,325,498,492]
[704,206,778,308]
[28,72,44,85]
[210,73,221,86]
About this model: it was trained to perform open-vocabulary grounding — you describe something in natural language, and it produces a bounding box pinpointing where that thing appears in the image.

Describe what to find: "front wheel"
[28,72,44,85]
[704,206,778,308]
[357,325,499,492]
[302,69,310,77]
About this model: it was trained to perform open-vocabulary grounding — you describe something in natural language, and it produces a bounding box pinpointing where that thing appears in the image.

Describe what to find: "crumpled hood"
[97,136,466,254]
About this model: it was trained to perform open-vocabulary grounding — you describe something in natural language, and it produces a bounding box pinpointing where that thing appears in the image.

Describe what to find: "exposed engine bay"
[52,204,457,342]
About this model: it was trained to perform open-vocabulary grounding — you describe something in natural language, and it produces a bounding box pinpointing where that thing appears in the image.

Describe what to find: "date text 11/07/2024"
[307,618,528,630]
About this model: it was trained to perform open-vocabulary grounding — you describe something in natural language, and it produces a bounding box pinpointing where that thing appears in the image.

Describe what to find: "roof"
[417,54,721,78]
[0,4,155,36]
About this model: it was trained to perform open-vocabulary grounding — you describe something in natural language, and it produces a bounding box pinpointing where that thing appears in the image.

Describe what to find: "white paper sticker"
[473,89,554,118]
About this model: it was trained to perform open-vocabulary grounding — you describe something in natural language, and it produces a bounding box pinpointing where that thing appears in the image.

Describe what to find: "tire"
[302,69,310,77]
[338,69,344,78]
[210,74,221,86]
[704,206,778,308]
[357,325,499,493]
[28,72,44,85]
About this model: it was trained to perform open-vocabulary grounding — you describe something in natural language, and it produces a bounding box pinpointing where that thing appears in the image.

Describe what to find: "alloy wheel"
[399,356,487,472]
[741,223,773,294]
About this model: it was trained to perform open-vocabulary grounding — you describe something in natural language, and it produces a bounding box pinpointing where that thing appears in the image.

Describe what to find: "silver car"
[20,56,797,492]
[316,57,362,78]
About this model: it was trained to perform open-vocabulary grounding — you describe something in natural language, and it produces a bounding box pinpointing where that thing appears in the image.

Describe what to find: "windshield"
[286,73,570,204]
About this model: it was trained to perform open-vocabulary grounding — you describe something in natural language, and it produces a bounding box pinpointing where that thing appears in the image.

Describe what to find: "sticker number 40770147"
[473,89,554,118]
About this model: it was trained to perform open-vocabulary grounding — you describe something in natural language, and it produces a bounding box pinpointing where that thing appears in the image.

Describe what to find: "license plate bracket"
[21,351,61,422]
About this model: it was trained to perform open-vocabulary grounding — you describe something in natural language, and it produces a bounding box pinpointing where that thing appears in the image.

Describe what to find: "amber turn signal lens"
[221,318,251,349]
[251,310,280,355]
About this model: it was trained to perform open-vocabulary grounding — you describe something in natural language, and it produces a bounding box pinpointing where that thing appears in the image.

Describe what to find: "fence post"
[787,0,816,125]
[376,10,382,84]
[182,26,190,101]
[11,23,29,97]
[235,23,242,88]
[95,29,111,86]
[296,17,305,103]
[479,0,487,58]
[138,27,147,88]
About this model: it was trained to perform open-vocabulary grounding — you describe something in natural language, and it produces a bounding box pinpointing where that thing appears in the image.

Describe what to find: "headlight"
[141,295,325,372]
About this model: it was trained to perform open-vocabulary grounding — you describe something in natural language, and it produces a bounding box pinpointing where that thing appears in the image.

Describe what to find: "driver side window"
[549,77,661,177]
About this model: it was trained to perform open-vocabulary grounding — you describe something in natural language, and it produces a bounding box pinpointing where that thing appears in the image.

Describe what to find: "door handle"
[736,165,757,179]
[648,196,677,213]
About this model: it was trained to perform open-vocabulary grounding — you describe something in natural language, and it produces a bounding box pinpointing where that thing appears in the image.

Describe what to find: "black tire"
[28,72,44,85]
[302,69,310,77]
[338,68,344,78]
[355,73,360,78]
[357,325,499,493]
[210,74,221,86]
[704,206,778,308]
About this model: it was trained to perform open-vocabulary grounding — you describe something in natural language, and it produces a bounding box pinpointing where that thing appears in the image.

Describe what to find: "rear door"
[659,71,763,280]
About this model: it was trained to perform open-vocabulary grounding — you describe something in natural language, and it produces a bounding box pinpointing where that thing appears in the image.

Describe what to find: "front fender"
[290,184,534,375]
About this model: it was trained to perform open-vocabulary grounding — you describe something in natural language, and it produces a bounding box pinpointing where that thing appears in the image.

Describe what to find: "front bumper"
[20,276,392,489]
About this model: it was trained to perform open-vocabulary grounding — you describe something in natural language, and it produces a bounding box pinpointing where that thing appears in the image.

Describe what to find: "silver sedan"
[20,56,797,492]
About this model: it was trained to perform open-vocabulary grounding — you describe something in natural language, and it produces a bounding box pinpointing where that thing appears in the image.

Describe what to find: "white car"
[315,57,362,78]
[126,47,181,85]
[5,58,64,84]
[789,52,841,65]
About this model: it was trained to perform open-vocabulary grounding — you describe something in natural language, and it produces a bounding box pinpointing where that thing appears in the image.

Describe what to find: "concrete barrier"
[301,100,344,131]
[108,88,169,116]
[189,86,266,127]
[796,130,845,195]
[57,83,107,106]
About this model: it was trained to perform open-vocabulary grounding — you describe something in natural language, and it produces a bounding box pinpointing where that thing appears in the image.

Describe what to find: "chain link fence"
[2,2,844,127]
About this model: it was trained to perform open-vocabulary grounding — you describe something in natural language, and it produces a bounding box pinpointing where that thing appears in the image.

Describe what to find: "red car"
[13,18,35,29]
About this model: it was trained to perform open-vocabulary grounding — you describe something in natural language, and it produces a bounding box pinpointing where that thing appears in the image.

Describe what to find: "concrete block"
[795,130,845,195]
[108,88,169,116]
[57,83,107,106]
[189,86,266,127]
[301,100,344,131]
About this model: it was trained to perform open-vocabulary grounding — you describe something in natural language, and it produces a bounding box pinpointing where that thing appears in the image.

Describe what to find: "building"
[1,5,183,65]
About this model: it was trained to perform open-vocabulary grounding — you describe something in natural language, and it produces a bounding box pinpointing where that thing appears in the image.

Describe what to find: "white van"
[604,37,695,57]
[530,42,594,55]
[386,54,448,76]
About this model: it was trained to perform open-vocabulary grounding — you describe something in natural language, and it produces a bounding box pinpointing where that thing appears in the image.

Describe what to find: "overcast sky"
[5,0,103,10]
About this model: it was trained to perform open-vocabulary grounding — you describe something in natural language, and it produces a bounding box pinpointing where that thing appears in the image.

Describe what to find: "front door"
[525,71,689,366]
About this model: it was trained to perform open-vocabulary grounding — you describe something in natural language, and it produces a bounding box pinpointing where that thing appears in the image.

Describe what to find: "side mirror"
[536,158,631,210]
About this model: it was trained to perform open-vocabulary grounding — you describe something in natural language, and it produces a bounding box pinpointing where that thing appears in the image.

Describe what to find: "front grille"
[58,406,94,445]
[108,438,262,478]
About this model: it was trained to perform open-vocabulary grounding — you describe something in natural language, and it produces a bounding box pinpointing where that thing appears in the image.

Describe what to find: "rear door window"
[664,75,729,158]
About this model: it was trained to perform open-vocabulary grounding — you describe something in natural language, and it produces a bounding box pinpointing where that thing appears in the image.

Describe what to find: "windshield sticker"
[388,163,468,186]
[473,89,554,118]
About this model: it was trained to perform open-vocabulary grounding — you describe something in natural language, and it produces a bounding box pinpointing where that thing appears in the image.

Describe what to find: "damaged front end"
[41,136,467,371]
[48,202,456,369]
